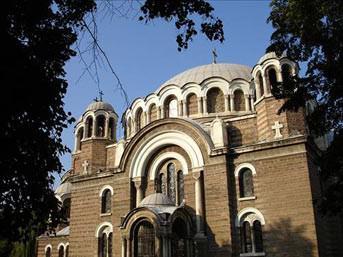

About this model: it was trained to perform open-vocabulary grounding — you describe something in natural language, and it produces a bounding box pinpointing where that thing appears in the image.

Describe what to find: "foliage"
[0,0,224,251]
[267,0,343,214]
[139,0,224,51]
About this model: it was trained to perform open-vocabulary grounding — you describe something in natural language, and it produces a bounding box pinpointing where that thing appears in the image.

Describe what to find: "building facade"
[37,53,343,257]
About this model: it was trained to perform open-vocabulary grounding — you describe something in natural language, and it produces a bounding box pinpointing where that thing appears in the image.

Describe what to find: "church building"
[36,53,343,257]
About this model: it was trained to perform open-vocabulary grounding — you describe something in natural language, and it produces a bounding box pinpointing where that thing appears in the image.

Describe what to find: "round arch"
[235,207,265,227]
[95,222,113,238]
[130,131,204,178]
[234,163,257,177]
[99,185,114,197]
[148,152,189,181]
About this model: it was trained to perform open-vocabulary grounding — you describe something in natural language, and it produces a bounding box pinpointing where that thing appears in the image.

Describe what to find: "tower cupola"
[72,100,118,175]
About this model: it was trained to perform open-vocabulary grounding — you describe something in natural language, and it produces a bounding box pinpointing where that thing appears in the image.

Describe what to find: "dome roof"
[139,193,174,207]
[160,63,252,88]
[86,101,115,112]
[55,182,71,199]
[258,52,286,64]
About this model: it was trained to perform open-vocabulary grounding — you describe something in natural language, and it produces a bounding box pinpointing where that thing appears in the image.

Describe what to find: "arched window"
[134,221,155,257]
[281,64,292,83]
[149,104,158,122]
[172,218,187,257]
[177,170,184,205]
[241,221,252,253]
[186,93,198,116]
[65,245,69,257]
[45,246,51,257]
[238,210,265,254]
[108,118,115,141]
[58,245,64,257]
[207,87,224,113]
[268,67,278,90]
[63,198,71,221]
[258,72,264,97]
[135,108,144,131]
[127,117,132,138]
[165,96,178,118]
[86,117,93,138]
[76,127,84,151]
[167,163,176,204]
[96,115,105,137]
[234,90,245,111]
[239,168,254,198]
[253,220,263,252]
[98,226,112,257]
[101,189,111,214]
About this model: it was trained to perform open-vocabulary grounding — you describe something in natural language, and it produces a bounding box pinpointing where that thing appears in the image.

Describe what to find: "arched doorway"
[171,218,187,257]
[134,220,155,257]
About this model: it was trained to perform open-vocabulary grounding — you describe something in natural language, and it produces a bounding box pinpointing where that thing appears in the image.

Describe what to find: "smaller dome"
[55,182,72,199]
[139,193,174,207]
[258,52,286,64]
[86,101,115,112]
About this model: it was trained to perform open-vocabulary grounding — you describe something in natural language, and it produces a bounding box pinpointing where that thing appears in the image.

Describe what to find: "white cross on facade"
[272,121,284,139]
[82,160,89,174]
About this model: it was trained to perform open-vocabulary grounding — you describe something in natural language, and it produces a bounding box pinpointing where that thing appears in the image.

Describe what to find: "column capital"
[192,170,202,180]
[132,177,145,188]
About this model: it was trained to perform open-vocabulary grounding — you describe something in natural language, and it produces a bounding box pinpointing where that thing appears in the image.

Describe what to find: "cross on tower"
[212,48,218,64]
[82,160,89,174]
[99,90,104,101]
[272,121,284,139]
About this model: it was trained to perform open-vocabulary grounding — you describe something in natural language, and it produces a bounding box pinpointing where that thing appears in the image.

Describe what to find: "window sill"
[100,212,112,217]
[239,196,256,202]
[240,252,265,257]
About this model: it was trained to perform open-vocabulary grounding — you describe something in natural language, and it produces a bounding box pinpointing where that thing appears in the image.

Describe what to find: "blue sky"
[58,1,273,183]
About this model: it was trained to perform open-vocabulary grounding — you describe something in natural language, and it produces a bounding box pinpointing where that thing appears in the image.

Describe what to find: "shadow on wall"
[264,218,315,257]
[227,125,242,147]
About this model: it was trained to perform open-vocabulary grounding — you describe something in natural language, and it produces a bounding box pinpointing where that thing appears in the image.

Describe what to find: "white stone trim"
[236,207,265,227]
[44,244,52,253]
[57,242,65,250]
[239,196,256,202]
[234,163,256,177]
[99,185,114,197]
[148,152,189,180]
[201,79,229,97]
[130,131,204,178]
[181,84,202,100]
[95,222,113,238]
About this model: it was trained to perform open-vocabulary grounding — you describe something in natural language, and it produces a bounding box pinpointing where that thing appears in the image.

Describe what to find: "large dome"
[86,101,115,112]
[160,63,252,88]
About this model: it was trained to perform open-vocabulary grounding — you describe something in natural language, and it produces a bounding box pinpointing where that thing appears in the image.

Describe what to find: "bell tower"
[252,53,306,142]
[71,100,118,175]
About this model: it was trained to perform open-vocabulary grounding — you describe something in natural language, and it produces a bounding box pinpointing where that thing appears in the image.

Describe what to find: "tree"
[0,0,224,253]
[267,0,343,214]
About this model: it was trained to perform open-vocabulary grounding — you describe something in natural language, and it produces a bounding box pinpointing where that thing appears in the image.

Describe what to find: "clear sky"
[57,1,273,184]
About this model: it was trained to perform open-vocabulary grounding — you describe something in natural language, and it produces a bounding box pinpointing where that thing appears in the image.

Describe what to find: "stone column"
[162,237,169,257]
[146,111,150,124]
[183,100,187,117]
[157,106,161,119]
[160,106,165,119]
[133,177,145,206]
[193,170,205,235]
[92,117,96,137]
[178,100,183,116]
[73,133,78,152]
[250,96,255,111]
[229,94,234,112]
[126,238,132,257]
[262,75,269,96]
[104,116,109,139]
[255,80,261,99]
[202,97,208,114]
[224,95,229,112]
[122,238,127,257]
[197,97,202,114]
[244,94,250,111]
